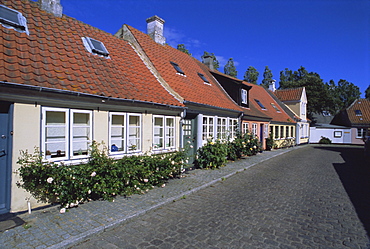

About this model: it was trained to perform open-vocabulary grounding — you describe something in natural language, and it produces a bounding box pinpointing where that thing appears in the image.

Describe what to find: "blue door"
[0,102,12,214]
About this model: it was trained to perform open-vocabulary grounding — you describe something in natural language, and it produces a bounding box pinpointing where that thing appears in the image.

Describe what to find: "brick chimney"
[202,53,214,71]
[39,0,63,17]
[146,16,166,45]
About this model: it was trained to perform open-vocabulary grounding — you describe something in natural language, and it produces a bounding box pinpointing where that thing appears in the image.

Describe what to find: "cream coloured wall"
[93,110,109,147]
[142,113,153,152]
[11,103,44,212]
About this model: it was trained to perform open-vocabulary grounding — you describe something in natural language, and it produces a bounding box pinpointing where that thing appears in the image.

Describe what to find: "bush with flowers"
[195,139,228,169]
[16,141,186,211]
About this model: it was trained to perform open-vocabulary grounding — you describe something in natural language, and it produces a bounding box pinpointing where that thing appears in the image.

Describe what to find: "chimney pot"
[269,79,276,92]
[146,15,166,45]
[202,54,214,71]
[39,0,63,17]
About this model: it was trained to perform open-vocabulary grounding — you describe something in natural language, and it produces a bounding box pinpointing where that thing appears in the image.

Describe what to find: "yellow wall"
[269,124,296,148]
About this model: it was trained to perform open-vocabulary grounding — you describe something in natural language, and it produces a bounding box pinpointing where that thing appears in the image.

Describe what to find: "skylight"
[198,73,210,84]
[271,103,280,112]
[255,99,266,109]
[82,37,109,57]
[0,4,29,34]
[355,110,362,116]
[170,62,185,75]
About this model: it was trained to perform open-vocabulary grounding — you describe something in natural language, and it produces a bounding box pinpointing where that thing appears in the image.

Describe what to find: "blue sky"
[57,0,369,96]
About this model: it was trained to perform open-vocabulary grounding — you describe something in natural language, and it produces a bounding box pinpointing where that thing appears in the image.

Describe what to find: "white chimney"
[39,0,63,17]
[146,16,166,45]
[269,79,276,92]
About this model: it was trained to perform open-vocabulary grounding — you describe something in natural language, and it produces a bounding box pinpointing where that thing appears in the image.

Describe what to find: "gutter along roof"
[1,0,184,109]
[119,25,243,114]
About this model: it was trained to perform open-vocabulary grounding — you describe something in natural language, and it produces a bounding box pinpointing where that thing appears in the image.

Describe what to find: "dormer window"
[271,103,281,112]
[255,99,266,110]
[198,73,210,85]
[355,110,362,116]
[0,5,29,35]
[82,37,109,57]
[241,89,248,105]
[170,62,185,75]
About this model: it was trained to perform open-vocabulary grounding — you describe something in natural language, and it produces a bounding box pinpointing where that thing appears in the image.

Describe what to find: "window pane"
[72,112,90,156]
[45,111,67,158]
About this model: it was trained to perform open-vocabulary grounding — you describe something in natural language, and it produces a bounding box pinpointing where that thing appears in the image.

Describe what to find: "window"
[334,131,342,138]
[252,123,257,136]
[109,113,142,153]
[271,103,280,112]
[202,116,214,141]
[286,126,289,138]
[153,116,175,150]
[229,119,238,139]
[241,89,248,105]
[242,122,249,134]
[255,99,266,110]
[291,126,294,137]
[82,37,109,57]
[170,61,185,75]
[357,128,366,138]
[280,126,284,138]
[217,117,227,140]
[275,126,279,139]
[355,110,362,116]
[42,107,92,161]
[198,73,210,84]
[0,5,29,34]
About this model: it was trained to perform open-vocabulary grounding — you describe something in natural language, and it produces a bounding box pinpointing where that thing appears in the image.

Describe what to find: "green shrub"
[195,139,228,169]
[16,141,186,210]
[319,136,332,144]
[265,133,275,151]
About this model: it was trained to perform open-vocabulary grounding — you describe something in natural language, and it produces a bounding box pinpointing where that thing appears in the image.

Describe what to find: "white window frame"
[153,115,176,150]
[0,4,29,35]
[241,89,248,104]
[242,122,249,134]
[356,128,366,138]
[217,117,227,140]
[42,107,92,161]
[252,123,258,136]
[109,112,126,154]
[82,37,110,57]
[202,116,214,141]
[127,113,142,152]
[228,118,238,139]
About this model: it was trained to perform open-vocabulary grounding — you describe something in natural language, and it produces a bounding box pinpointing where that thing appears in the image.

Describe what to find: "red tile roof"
[243,82,296,124]
[274,87,304,102]
[123,25,243,113]
[1,0,183,107]
[346,98,370,125]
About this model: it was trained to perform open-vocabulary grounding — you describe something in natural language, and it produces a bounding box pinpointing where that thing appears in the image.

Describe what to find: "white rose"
[60,208,66,214]
[47,177,53,183]
[144,179,149,183]
[90,172,96,177]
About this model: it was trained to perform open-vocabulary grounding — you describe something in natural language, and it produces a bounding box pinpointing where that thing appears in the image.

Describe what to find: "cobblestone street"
[72,145,370,248]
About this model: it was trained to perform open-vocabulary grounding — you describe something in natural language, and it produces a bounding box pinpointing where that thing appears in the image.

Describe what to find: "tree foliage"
[224,58,237,78]
[279,66,331,117]
[177,44,191,55]
[261,66,273,88]
[244,66,259,84]
[365,85,370,100]
[201,51,219,70]
[327,79,361,113]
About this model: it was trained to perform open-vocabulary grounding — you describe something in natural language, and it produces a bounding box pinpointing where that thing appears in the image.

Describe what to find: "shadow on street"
[314,145,370,237]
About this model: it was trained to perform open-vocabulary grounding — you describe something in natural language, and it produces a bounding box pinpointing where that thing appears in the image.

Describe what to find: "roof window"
[0,4,29,35]
[82,37,109,57]
[170,62,185,75]
[198,73,210,85]
[255,99,266,110]
[271,103,281,112]
[355,110,362,116]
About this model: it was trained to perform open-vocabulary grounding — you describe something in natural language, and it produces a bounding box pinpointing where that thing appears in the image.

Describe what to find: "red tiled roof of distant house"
[346,98,370,125]
[125,25,243,112]
[1,0,183,107]
[274,87,304,102]
[242,82,295,124]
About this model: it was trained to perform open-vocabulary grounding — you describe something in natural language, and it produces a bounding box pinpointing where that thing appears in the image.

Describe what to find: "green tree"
[279,66,331,118]
[177,44,191,55]
[201,51,219,70]
[261,66,273,88]
[244,66,259,84]
[224,58,237,78]
[365,85,370,99]
[334,79,361,111]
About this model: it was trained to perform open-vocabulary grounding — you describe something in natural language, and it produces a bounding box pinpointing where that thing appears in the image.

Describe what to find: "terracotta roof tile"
[274,87,304,102]
[125,25,242,112]
[1,0,183,107]
[346,98,370,125]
